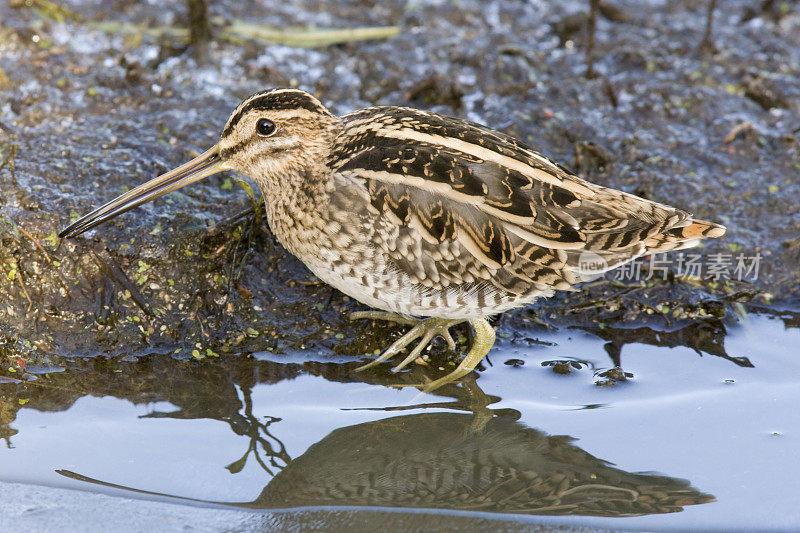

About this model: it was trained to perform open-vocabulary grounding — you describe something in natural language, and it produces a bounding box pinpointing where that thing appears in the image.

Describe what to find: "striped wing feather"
[332,107,723,298]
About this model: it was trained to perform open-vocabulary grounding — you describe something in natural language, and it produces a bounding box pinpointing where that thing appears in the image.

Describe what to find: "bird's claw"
[351,314,496,393]
[355,317,463,373]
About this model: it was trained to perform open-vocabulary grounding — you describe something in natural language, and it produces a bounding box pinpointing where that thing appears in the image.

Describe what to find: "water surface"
[1,313,797,530]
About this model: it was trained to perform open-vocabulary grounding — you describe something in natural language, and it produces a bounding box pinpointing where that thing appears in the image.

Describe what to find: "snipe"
[60,89,726,391]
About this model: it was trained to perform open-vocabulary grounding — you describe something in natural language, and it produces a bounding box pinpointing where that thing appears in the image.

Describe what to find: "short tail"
[644,218,726,253]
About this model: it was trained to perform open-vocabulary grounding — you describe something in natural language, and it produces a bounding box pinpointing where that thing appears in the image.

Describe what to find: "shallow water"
[1,313,797,530]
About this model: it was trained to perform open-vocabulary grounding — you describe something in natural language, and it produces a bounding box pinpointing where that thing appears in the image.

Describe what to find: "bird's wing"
[331,107,723,297]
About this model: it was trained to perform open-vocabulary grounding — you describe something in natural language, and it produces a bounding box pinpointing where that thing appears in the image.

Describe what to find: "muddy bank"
[0,0,798,371]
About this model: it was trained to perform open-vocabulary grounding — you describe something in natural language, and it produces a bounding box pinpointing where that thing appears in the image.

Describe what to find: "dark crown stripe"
[222,90,329,138]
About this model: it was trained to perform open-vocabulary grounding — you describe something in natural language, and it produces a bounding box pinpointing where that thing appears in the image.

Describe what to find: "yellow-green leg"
[350,312,460,371]
[415,318,496,392]
[351,311,496,392]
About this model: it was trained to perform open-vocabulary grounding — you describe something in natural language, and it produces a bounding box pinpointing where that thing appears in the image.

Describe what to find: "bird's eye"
[256,118,276,136]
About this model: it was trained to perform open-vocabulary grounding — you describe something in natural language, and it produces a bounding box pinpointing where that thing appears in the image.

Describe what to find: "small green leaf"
[44,231,58,247]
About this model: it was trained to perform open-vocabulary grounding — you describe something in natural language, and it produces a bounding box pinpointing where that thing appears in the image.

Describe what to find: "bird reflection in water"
[58,374,713,517]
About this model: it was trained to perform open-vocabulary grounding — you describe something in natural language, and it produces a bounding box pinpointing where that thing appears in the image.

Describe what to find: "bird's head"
[59,88,338,238]
[217,89,338,190]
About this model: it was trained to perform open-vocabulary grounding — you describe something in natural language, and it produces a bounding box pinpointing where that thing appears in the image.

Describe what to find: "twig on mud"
[699,0,718,53]
[9,0,80,22]
[220,20,402,48]
[295,278,324,287]
[0,66,10,91]
[197,313,207,339]
[210,243,227,259]
[0,144,18,184]
[87,18,402,48]
[585,0,600,78]
[223,223,252,302]
[205,206,255,238]
[212,202,265,304]
[15,270,34,312]
[724,122,754,144]
[14,222,71,295]
[16,225,52,263]
[90,249,155,318]
[187,0,211,63]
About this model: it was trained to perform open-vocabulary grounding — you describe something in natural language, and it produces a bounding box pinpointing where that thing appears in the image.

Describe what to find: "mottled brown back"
[329,107,724,304]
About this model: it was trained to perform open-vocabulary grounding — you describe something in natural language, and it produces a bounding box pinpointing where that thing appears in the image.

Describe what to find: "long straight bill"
[59,145,226,238]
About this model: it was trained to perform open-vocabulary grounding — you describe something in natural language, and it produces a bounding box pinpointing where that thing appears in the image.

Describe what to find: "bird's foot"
[352,314,496,392]
[351,314,462,372]
[389,318,496,392]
